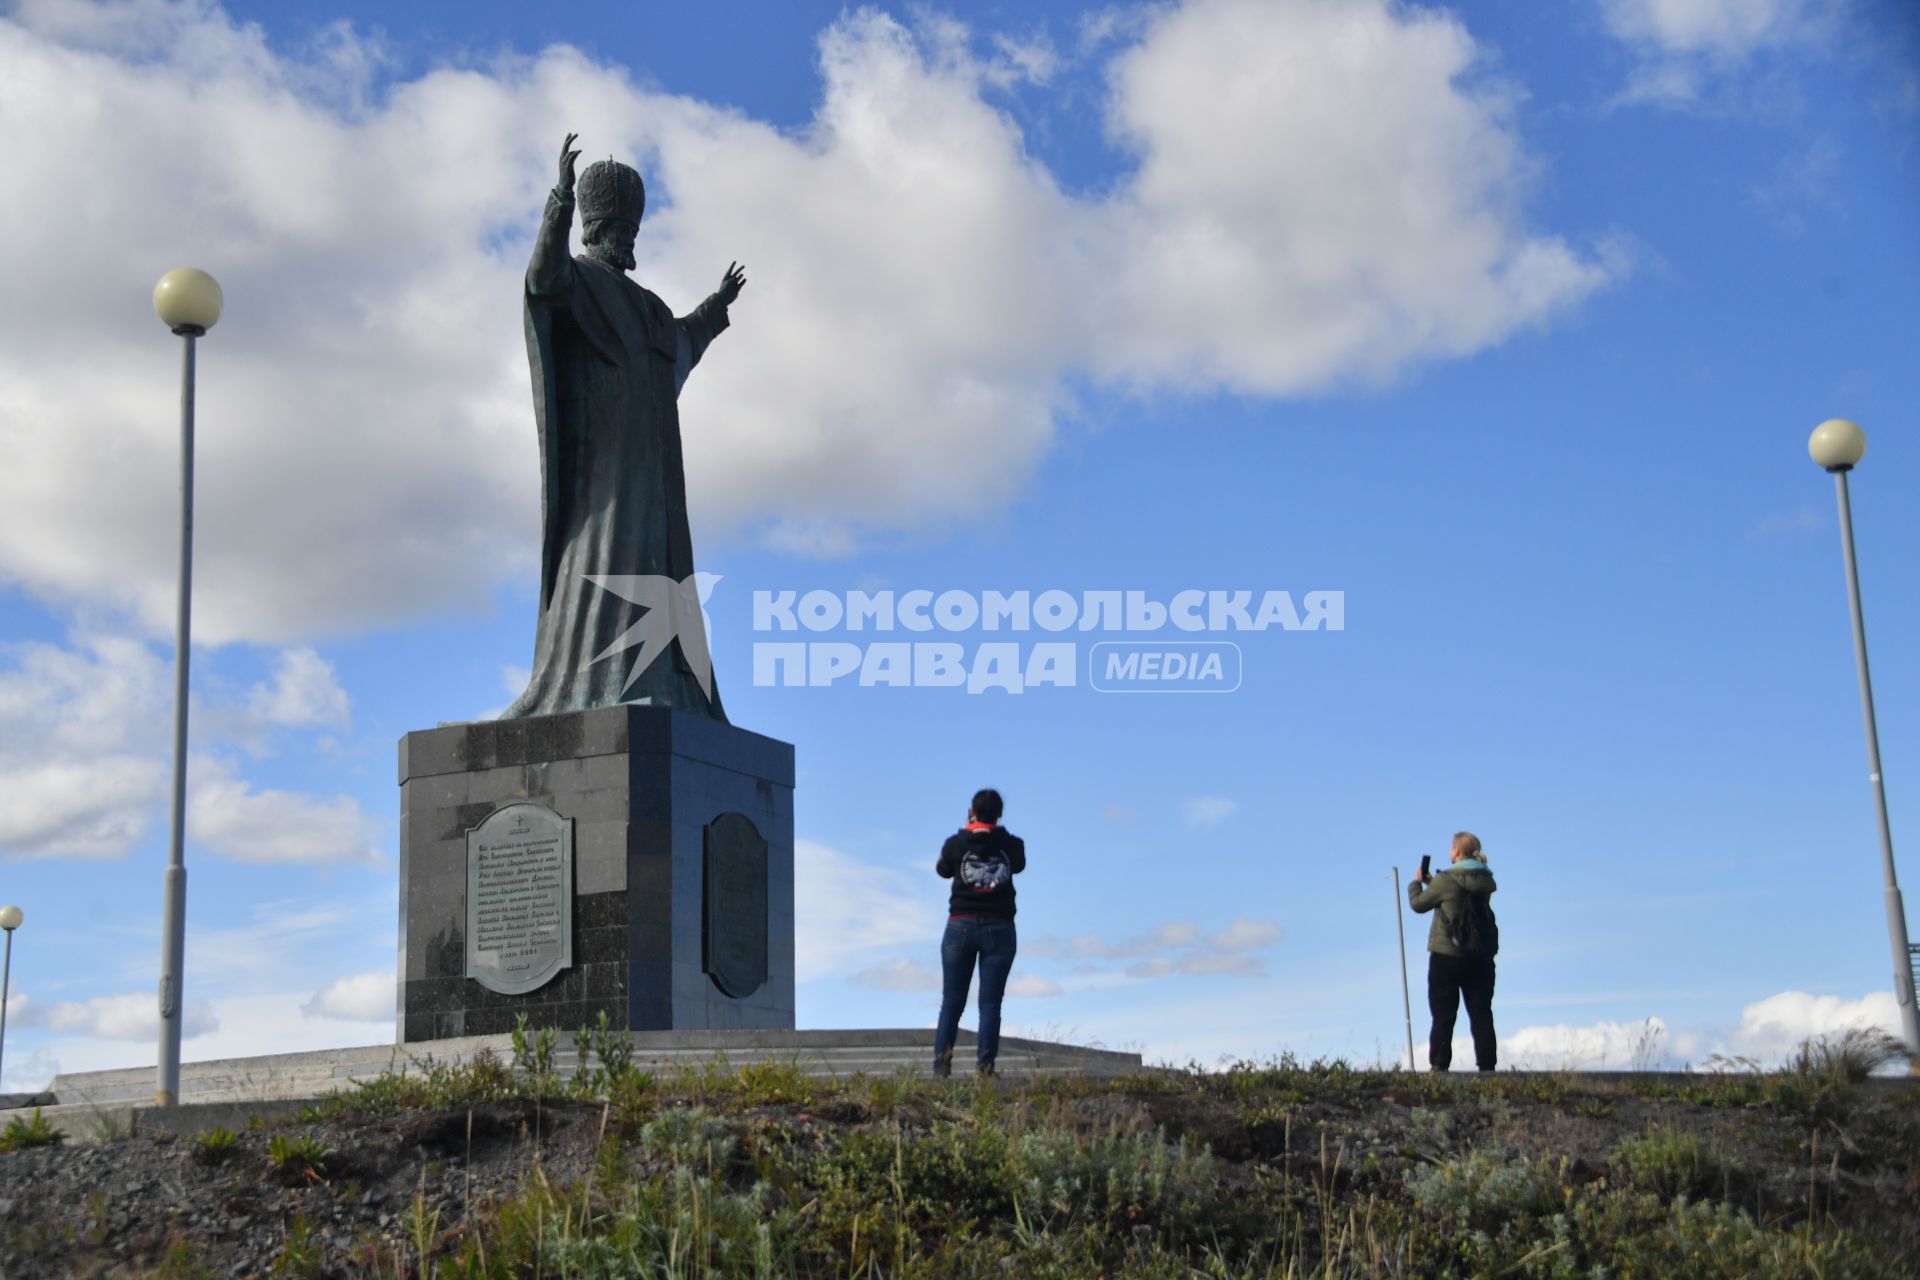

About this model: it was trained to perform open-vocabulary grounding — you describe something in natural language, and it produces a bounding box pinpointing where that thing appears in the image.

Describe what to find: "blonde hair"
[1452,831,1483,860]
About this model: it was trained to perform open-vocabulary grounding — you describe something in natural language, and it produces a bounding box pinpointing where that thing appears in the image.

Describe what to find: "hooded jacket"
[937,823,1026,920]
[1408,859,1497,957]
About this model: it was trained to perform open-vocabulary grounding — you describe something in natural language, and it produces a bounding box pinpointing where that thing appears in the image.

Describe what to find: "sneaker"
[932,1051,953,1078]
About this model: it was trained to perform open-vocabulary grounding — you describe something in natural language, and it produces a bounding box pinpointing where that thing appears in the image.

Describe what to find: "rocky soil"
[2,1064,1916,1278]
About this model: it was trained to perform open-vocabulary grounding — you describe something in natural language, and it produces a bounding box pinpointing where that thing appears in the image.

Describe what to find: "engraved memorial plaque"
[703,812,768,998]
[466,802,573,996]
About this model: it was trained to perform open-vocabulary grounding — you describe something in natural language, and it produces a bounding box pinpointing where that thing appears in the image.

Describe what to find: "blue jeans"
[934,917,1017,1068]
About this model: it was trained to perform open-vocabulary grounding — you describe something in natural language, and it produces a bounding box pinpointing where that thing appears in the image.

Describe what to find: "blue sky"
[2,0,1917,1087]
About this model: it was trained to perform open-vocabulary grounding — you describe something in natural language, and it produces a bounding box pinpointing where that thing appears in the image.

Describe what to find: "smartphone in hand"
[1419,855,1432,881]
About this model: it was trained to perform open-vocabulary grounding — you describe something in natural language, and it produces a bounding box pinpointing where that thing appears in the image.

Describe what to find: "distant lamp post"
[1808,418,1920,1066]
[152,268,223,1106]
[0,905,21,1090]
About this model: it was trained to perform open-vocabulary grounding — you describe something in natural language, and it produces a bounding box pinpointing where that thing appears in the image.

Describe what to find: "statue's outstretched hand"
[718,261,747,305]
[558,132,581,196]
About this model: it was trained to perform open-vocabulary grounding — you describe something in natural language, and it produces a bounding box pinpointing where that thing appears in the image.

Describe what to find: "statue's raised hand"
[558,132,582,196]
[718,261,747,305]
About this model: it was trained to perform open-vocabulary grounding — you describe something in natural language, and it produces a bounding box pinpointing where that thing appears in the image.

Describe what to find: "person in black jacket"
[932,788,1026,1077]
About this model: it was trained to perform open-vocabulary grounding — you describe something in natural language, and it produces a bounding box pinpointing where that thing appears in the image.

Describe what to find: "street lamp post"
[152,268,223,1107]
[1808,418,1920,1066]
[0,905,21,1090]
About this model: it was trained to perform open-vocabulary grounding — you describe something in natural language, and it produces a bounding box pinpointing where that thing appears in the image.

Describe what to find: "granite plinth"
[398,706,794,1040]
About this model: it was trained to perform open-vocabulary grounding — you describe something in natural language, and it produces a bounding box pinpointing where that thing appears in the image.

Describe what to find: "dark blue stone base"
[397,707,795,1042]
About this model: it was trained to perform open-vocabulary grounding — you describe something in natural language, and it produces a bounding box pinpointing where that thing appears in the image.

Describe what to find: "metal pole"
[1,929,14,1088]
[1393,867,1415,1070]
[1832,469,1920,1065]
[157,329,198,1107]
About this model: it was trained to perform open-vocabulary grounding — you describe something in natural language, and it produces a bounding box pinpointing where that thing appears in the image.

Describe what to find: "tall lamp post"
[152,268,223,1107]
[1808,417,1920,1065]
[0,905,21,1090]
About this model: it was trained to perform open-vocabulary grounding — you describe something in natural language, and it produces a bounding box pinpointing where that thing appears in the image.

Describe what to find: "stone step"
[25,1029,1145,1139]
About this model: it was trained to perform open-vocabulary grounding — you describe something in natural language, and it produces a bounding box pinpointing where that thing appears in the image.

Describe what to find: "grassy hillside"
[2,1029,1915,1277]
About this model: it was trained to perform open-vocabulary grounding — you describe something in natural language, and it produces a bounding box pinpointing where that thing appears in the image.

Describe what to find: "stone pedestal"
[397,707,794,1041]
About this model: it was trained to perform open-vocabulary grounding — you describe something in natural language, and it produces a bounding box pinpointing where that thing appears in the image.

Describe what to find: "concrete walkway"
[18,1029,1145,1142]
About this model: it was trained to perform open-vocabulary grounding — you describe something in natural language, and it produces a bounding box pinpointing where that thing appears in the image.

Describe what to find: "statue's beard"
[585,241,636,272]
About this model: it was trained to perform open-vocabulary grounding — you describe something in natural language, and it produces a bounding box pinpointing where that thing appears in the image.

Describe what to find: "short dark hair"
[970,788,1004,824]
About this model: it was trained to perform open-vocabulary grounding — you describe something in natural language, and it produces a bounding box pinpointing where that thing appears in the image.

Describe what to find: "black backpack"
[1447,890,1499,958]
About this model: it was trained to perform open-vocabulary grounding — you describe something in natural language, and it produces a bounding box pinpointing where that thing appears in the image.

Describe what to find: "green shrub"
[190,1124,238,1164]
[1612,1124,1735,1202]
[1406,1147,1569,1230]
[266,1133,331,1180]
[1788,1028,1910,1085]
[1014,1123,1223,1241]
[640,1106,738,1170]
[0,1108,64,1150]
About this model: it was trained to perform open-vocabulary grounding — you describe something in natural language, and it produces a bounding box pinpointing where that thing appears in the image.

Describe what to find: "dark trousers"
[1427,952,1497,1071]
[934,917,1017,1067]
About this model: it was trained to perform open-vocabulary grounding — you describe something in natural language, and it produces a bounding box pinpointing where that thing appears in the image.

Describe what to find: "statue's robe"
[503,188,730,721]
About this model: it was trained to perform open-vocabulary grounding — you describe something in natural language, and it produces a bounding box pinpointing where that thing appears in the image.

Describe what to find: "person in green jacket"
[1408,831,1499,1071]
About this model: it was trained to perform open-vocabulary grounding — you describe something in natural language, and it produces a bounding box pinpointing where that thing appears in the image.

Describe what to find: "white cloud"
[0,631,378,862]
[1210,919,1284,952]
[303,968,393,1021]
[850,957,941,992]
[1733,989,1900,1058]
[3,988,395,1091]
[1066,922,1200,959]
[5,990,219,1041]
[0,0,1612,642]
[1184,796,1237,829]
[1748,504,1825,537]
[1053,916,1283,980]
[849,954,1061,997]
[187,754,383,866]
[794,840,943,982]
[0,633,171,858]
[0,1047,62,1096]
[1501,1017,1673,1070]
[1599,0,1812,57]
[1090,0,1613,395]
[1597,0,1830,104]
[247,647,350,729]
[1496,989,1904,1070]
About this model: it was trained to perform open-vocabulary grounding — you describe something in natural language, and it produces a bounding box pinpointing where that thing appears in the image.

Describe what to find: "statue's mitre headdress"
[577,159,645,225]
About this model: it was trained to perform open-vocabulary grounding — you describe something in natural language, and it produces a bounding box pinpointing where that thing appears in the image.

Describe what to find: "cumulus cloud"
[187,756,383,865]
[1183,796,1237,830]
[1597,0,1830,104]
[0,627,380,864]
[1055,917,1284,979]
[1502,1017,1673,1070]
[1600,0,1813,57]
[6,990,219,1041]
[1496,989,1905,1070]
[0,0,1613,645]
[303,968,393,1021]
[850,955,1061,998]
[247,648,350,730]
[1733,989,1901,1059]
[0,632,170,857]
[850,956,942,992]
[3,987,397,1091]
[794,840,943,982]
